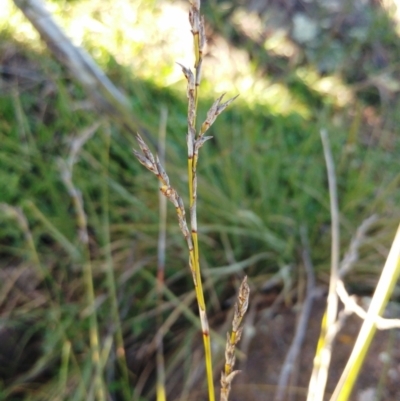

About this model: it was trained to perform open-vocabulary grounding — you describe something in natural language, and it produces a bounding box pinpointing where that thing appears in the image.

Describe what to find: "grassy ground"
[1,0,400,400]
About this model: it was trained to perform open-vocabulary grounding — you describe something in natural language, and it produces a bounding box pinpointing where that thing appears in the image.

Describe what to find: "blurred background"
[1,0,400,400]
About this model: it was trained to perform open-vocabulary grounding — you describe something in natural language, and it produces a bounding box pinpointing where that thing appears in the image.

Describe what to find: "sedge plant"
[132,1,246,400]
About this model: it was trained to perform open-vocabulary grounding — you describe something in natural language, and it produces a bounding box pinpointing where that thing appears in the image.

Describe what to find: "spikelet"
[220,276,250,401]
[132,134,192,246]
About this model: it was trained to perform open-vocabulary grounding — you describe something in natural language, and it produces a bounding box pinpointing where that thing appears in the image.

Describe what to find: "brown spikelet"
[200,94,239,135]
[220,276,250,401]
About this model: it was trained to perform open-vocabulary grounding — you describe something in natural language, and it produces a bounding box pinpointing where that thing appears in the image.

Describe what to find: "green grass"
[1,0,400,400]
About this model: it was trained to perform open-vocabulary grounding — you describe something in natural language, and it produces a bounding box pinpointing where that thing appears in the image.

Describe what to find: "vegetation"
[1,0,400,400]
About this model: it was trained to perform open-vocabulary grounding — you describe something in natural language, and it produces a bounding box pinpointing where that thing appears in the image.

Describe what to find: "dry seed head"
[238,275,250,315]
[136,134,155,164]
[155,154,170,186]
[194,136,213,154]
[178,214,190,239]
[160,185,173,201]
[220,276,250,401]
[225,341,235,366]
[220,370,241,401]
[132,149,158,175]
[177,63,195,92]
[222,370,241,386]
[235,326,244,343]
[132,149,147,166]
[177,63,196,127]
[217,94,239,115]
[200,94,239,136]
[227,355,236,370]
[169,188,179,206]
[200,94,225,134]
[232,277,250,331]
[177,196,185,214]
